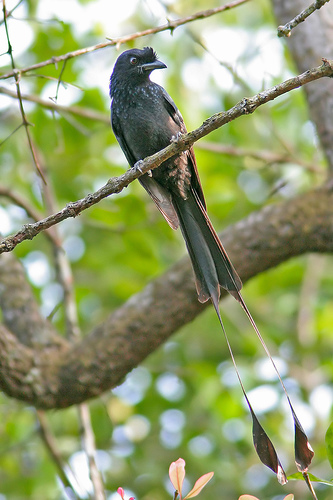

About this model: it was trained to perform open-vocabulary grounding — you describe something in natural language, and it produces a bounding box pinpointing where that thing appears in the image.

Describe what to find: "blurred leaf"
[169,458,186,498]
[184,471,214,499]
[238,496,260,500]
[288,472,333,486]
[325,421,333,470]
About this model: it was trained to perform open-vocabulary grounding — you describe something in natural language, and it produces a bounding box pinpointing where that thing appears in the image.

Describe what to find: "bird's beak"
[140,60,167,72]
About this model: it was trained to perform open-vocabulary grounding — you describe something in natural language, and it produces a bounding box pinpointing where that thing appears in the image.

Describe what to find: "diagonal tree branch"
[277,0,331,37]
[0,0,250,81]
[273,0,333,171]
[0,59,332,254]
[0,184,332,409]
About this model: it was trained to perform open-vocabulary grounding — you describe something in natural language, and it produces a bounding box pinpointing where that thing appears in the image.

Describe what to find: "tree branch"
[0,85,110,123]
[196,141,321,173]
[0,185,332,409]
[0,59,332,254]
[2,0,46,182]
[78,404,106,500]
[277,0,331,37]
[0,0,250,81]
[273,0,333,172]
[37,410,80,498]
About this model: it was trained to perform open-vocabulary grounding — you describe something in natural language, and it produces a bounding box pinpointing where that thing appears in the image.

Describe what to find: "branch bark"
[277,0,331,37]
[0,0,250,80]
[0,185,332,409]
[1,4,333,411]
[273,0,333,172]
[0,60,332,254]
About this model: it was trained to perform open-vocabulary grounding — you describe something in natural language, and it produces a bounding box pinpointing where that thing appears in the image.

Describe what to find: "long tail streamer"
[212,291,315,496]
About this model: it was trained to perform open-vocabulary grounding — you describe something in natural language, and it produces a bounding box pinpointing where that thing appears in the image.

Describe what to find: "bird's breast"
[112,84,192,198]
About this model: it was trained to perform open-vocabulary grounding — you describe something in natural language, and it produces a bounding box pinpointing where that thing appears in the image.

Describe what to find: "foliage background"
[0,0,332,499]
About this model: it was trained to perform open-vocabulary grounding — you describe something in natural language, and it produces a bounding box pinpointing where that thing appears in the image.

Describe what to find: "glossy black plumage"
[110,47,242,307]
[109,48,314,482]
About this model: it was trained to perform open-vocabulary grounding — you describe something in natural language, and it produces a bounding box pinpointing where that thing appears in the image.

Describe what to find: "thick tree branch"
[0,60,332,254]
[0,185,332,409]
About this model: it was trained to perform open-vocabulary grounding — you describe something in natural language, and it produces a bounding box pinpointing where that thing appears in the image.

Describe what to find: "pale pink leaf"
[283,495,294,500]
[169,458,186,497]
[238,496,260,500]
[184,472,214,499]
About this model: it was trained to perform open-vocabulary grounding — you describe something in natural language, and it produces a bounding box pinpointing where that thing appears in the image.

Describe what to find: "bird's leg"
[134,159,152,177]
[171,131,182,143]
[134,159,144,173]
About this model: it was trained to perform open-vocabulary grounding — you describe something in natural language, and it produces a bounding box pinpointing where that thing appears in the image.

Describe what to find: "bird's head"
[110,47,167,96]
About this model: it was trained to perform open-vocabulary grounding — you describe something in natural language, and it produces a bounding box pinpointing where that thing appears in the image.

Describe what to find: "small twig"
[187,30,253,94]
[0,185,62,245]
[37,410,80,499]
[38,161,103,496]
[41,171,81,338]
[0,122,25,146]
[297,254,325,346]
[0,0,250,80]
[78,404,106,500]
[0,0,24,26]
[0,85,109,123]
[302,471,319,500]
[277,0,331,37]
[54,60,68,102]
[196,141,322,172]
[0,186,48,225]
[0,59,332,254]
[2,0,46,183]
[39,168,105,496]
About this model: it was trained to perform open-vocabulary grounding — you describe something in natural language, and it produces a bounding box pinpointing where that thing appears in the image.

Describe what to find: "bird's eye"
[130,57,138,65]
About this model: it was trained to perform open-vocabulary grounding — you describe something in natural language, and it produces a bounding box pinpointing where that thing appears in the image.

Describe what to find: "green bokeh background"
[0,0,332,499]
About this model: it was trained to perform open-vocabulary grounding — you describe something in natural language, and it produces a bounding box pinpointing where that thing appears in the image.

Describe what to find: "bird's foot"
[171,131,182,143]
[134,160,152,177]
[134,159,144,173]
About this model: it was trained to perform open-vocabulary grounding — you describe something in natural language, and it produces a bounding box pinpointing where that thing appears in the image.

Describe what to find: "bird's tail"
[172,189,242,307]
[173,190,314,486]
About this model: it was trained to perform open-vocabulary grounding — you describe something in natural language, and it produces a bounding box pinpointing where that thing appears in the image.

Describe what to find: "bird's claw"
[171,132,182,143]
[134,160,144,173]
[134,160,152,177]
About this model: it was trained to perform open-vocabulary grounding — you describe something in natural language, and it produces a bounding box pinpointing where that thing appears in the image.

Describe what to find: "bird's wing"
[111,109,137,167]
[112,101,179,230]
[160,87,206,210]
[139,175,179,230]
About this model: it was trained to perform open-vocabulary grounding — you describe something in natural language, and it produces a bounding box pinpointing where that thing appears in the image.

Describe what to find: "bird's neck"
[110,74,151,98]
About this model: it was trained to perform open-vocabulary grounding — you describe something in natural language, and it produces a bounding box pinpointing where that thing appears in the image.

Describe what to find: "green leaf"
[287,472,333,486]
[325,421,333,469]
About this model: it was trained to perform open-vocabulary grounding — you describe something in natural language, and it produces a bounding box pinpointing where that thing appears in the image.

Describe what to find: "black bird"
[110,46,242,311]
[109,47,314,483]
